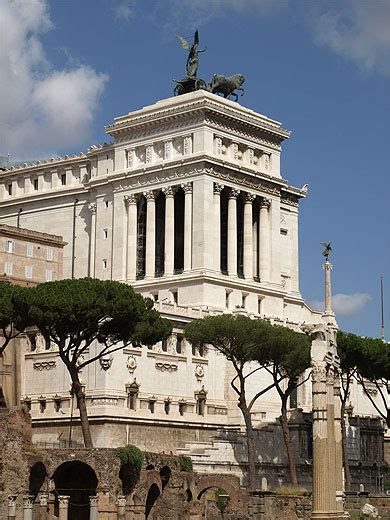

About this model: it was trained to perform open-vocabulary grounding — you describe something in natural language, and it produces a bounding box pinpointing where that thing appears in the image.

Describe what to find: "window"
[258,298,263,315]
[225,290,230,309]
[128,393,137,410]
[280,228,288,236]
[26,244,33,257]
[105,200,109,208]
[172,290,178,305]
[176,335,183,354]
[46,269,53,282]
[61,173,67,186]
[28,334,37,351]
[152,293,158,302]
[161,339,168,352]
[148,399,155,414]
[47,247,54,261]
[7,184,12,196]
[178,401,186,416]
[103,259,108,269]
[39,398,46,413]
[5,240,15,253]
[164,399,170,415]
[4,262,13,275]
[33,178,39,191]
[196,396,206,416]
[103,229,108,239]
[54,398,62,412]
[25,265,33,279]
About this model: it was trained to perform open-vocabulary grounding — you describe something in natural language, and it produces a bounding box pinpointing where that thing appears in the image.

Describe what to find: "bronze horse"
[208,73,245,101]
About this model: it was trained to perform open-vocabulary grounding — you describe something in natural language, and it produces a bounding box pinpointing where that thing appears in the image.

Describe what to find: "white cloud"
[305,0,390,75]
[0,0,108,160]
[113,0,136,22]
[309,293,372,317]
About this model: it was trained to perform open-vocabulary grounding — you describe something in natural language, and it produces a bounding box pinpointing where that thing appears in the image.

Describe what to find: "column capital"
[124,193,137,206]
[89,496,99,507]
[260,197,271,209]
[23,495,34,509]
[162,186,175,198]
[8,495,17,506]
[88,202,97,214]
[181,182,193,194]
[213,183,224,195]
[323,260,333,271]
[143,190,156,201]
[228,188,240,199]
[244,192,256,203]
[39,494,48,507]
[58,496,70,508]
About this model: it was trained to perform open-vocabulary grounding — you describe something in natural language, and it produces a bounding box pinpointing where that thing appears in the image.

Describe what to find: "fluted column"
[334,372,344,514]
[243,193,255,279]
[144,191,156,278]
[259,198,271,282]
[213,183,223,272]
[88,202,97,277]
[227,189,239,276]
[182,182,193,272]
[23,496,34,520]
[125,194,137,281]
[163,187,175,276]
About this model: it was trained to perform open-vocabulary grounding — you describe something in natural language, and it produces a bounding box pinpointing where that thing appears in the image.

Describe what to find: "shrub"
[178,455,193,472]
[118,444,144,472]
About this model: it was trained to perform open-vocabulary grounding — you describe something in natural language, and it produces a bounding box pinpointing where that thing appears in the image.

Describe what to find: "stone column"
[88,202,97,277]
[125,194,137,282]
[39,494,48,520]
[243,193,255,279]
[58,496,69,520]
[118,495,126,520]
[324,260,334,315]
[334,371,344,514]
[163,186,175,276]
[227,188,239,277]
[89,496,98,520]
[213,183,223,272]
[22,495,34,520]
[182,182,193,272]
[7,495,16,520]
[259,198,271,282]
[144,191,156,278]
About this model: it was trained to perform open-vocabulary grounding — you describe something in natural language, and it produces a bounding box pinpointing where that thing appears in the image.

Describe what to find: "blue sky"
[1,0,389,339]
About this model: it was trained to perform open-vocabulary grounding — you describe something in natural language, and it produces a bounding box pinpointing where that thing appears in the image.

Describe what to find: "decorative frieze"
[33,361,56,370]
[155,362,178,372]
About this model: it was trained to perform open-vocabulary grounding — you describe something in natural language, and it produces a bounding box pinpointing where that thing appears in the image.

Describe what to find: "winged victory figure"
[176,30,206,78]
[320,242,332,261]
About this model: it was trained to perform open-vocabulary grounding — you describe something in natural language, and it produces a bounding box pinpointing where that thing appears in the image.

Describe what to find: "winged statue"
[320,242,332,261]
[176,30,206,78]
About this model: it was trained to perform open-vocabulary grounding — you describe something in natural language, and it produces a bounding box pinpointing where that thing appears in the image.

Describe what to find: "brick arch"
[195,475,240,507]
[146,469,163,495]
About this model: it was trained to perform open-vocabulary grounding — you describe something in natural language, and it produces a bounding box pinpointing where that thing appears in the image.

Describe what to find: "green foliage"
[16,278,172,368]
[178,455,193,472]
[215,488,229,513]
[0,283,32,352]
[118,444,144,471]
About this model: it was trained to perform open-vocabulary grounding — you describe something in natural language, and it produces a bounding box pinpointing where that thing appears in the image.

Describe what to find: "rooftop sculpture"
[174,30,245,102]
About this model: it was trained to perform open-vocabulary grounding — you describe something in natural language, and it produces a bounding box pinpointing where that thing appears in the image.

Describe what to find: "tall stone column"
[182,182,193,272]
[163,187,175,276]
[39,494,48,520]
[324,260,334,316]
[213,183,223,272]
[243,193,255,279]
[125,194,137,282]
[334,372,344,514]
[58,496,69,520]
[118,495,126,520]
[7,495,16,520]
[22,496,34,520]
[259,198,271,282]
[227,188,239,277]
[89,496,98,520]
[88,202,97,277]
[144,191,156,278]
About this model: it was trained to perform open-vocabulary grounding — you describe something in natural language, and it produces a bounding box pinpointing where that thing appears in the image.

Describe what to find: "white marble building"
[0,91,383,451]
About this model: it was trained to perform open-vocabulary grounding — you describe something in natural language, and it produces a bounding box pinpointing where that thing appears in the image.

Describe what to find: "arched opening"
[145,483,160,519]
[197,487,230,518]
[185,489,193,502]
[29,462,47,499]
[159,466,171,490]
[146,464,154,470]
[119,463,139,495]
[53,461,98,520]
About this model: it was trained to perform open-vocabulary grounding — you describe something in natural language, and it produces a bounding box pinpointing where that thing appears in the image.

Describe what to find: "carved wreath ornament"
[126,355,137,374]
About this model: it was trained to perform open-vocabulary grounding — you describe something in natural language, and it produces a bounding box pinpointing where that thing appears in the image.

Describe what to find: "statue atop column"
[320,242,332,262]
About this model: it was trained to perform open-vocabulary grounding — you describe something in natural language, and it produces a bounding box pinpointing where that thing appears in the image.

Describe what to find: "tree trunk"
[340,401,351,490]
[69,369,93,448]
[280,399,298,486]
[239,401,257,490]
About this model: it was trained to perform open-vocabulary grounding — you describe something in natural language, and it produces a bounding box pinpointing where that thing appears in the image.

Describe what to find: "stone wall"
[345,493,390,520]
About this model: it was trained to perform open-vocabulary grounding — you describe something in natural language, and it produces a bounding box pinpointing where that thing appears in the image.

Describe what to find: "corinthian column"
[163,187,175,276]
[125,194,137,282]
[88,202,97,277]
[227,188,239,277]
[39,494,48,520]
[89,496,98,520]
[182,182,193,272]
[243,193,255,279]
[7,495,16,520]
[144,191,156,278]
[259,198,271,282]
[58,496,69,520]
[22,496,34,520]
[213,183,223,272]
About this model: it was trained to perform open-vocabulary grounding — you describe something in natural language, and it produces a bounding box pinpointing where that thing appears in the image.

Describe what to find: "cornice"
[105,93,291,143]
